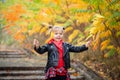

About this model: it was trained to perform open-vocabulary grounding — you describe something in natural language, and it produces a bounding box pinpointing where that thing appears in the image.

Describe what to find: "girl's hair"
[49,26,65,33]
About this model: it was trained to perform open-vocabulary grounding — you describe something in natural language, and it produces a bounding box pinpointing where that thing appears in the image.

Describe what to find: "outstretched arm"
[68,44,88,52]
[33,39,48,54]
[68,40,91,52]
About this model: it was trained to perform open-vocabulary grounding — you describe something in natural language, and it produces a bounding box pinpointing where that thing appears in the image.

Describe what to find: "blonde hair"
[49,26,65,33]
[53,26,64,32]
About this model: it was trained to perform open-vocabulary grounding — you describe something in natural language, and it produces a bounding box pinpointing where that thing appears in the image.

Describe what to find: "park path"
[0,49,88,80]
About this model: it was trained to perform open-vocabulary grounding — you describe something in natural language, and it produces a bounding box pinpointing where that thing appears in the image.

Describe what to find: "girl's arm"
[33,39,48,54]
[34,44,48,54]
[68,40,91,52]
[68,44,88,52]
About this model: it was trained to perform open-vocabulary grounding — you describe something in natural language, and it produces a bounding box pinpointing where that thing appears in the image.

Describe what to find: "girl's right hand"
[33,39,40,49]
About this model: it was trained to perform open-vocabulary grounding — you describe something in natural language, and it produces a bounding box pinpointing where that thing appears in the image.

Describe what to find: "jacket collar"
[48,39,67,57]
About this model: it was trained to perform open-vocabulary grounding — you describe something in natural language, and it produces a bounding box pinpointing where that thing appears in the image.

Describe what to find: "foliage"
[0,0,120,79]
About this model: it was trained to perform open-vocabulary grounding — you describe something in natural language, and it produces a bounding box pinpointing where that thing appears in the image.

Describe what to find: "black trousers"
[47,75,67,80]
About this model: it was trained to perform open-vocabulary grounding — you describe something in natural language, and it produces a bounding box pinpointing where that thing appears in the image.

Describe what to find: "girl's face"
[53,30,63,41]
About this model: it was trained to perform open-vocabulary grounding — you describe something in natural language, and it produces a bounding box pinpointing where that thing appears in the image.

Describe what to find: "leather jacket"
[34,42,88,72]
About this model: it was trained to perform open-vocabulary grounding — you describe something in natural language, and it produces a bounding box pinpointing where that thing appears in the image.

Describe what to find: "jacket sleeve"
[34,44,48,54]
[68,44,88,52]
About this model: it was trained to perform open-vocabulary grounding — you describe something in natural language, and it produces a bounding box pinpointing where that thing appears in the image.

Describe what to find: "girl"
[33,26,91,80]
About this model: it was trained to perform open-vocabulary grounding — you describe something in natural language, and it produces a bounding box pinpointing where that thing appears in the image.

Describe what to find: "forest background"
[0,0,120,80]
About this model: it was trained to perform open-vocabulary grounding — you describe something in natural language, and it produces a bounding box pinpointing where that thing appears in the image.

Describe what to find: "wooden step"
[0,51,27,58]
[0,67,85,80]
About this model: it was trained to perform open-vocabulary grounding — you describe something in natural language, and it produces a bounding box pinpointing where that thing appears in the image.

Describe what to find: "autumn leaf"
[40,27,48,35]
[45,32,54,43]
[101,39,110,51]
[65,26,73,33]
[68,30,80,43]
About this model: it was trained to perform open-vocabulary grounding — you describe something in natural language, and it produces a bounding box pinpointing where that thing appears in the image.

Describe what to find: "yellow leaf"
[65,27,73,33]
[21,27,28,33]
[32,25,41,33]
[105,30,112,37]
[93,34,100,50]
[28,30,34,36]
[45,32,54,43]
[104,53,109,58]
[40,27,47,35]
[14,32,26,42]
[92,14,105,26]
[101,39,110,47]
[93,14,104,21]
[53,0,60,5]
[107,45,114,49]
[42,0,50,4]
[90,27,98,34]
[100,31,106,38]
[68,30,80,43]
[101,39,110,51]
[116,47,120,55]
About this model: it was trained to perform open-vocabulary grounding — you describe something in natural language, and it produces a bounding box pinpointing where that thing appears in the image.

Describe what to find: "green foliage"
[83,0,104,6]
[108,48,115,57]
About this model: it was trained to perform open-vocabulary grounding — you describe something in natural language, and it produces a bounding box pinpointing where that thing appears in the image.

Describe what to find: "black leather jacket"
[34,42,88,72]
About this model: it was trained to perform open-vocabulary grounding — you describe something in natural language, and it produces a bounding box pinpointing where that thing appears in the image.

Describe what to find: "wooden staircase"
[0,50,27,58]
[0,50,85,80]
[0,67,85,80]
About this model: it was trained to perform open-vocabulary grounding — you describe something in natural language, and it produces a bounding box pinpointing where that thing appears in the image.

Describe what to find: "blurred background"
[0,0,120,80]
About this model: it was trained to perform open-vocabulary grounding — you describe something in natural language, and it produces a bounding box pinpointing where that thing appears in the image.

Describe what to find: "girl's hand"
[85,40,92,47]
[33,39,40,49]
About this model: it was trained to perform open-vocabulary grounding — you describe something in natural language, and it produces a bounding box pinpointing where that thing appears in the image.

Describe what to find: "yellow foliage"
[53,0,60,5]
[92,14,105,26]
[28,30,34,36]
[105,30,112,37]
[101,39,110,51]
[99,24,105,31]
[93,14,105,21]
[101,39,110,47]
[35,9,53,23]
[107,45,114,49]
[20,21,28,27]
[42,0,50,4]
[114,25,120,31]
[90,23,105,35]
[45,32,54,43]
[90,27,98,34]
[93,33,100,50]
[68,30,80,43]
[69,0,88,8]
[117,47,120,55]
[14,31,26,42]
[40,27,48,35]
[25,11,34,18]
[28,25,41,36]
[33,25,41,33]
[104,53,109,58]
[22,27,28,33]
[42,8,53,15]
[100,30,111,38]
[10,4,26,14]
[76,13,92,23]
[100,31,106,38]
[65,27,73,33]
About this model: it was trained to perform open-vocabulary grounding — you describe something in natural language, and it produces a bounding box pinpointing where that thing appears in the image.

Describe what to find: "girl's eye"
[55,33,58,35]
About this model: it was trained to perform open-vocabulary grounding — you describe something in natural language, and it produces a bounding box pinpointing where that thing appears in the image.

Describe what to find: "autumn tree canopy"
[0,0,120,57]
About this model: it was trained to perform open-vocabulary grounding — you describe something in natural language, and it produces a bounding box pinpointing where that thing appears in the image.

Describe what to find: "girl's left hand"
[86,40,92,47]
